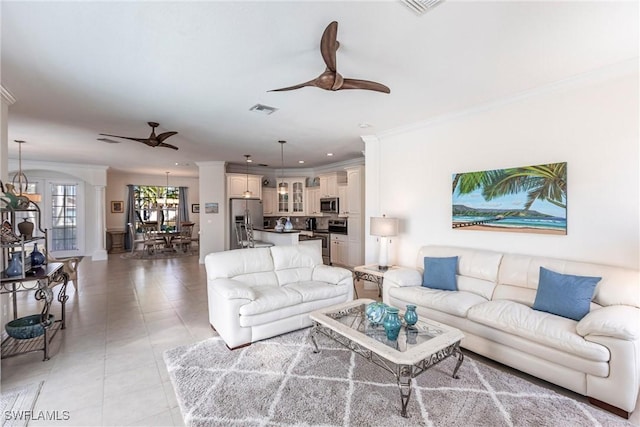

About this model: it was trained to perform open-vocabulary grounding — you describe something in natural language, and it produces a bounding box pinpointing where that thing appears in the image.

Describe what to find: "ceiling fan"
[269,21,390,94]
[99,122,179,150]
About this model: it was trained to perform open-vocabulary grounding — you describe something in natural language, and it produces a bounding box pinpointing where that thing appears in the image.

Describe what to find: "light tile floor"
[1,254,638,426]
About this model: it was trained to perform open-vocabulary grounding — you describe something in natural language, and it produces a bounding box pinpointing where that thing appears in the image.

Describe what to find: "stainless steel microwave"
[320,197,339,213]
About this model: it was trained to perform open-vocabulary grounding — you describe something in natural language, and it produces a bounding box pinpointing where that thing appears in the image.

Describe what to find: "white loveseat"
[383,245,640,417]
[205,244,353,349]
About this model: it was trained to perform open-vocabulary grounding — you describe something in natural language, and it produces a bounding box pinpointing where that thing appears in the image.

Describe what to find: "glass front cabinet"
[276,178,306,215]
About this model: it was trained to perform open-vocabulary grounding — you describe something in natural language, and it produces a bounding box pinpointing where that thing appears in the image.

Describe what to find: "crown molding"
[1,85,16,105]
[377,58,638,139]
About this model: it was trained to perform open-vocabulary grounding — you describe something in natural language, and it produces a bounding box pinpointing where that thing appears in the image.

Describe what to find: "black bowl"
[5,314,54,339]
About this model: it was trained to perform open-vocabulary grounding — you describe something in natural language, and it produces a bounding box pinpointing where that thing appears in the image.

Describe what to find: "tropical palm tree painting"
[452,162,567,235]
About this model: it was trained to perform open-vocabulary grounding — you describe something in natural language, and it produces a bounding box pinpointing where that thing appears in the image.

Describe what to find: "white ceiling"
[2,1,638,177]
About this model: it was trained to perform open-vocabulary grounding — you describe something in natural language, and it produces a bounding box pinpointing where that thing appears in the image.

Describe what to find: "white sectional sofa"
[383,245,640,417]
[205,244,353,349]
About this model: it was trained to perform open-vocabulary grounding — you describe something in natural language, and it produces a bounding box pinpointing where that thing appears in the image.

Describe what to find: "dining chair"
[173,222,195,253]
[127,222,145,253]
[142,225,162,255]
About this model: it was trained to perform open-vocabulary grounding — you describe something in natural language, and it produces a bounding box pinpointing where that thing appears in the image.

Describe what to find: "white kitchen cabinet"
[347,214,363,266]
[262,187,277,215]
[345,166,365,266]
[319,172,347,198]
[227,174,262,199]
[337,184,348,217]
[276,177,306,215]
[330,233,349,266]
[305,187,323,216]
[346,167,363,215]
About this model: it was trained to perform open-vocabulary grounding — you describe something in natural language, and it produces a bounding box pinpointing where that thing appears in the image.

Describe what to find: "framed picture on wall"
[111,201,124,213]
[192,204,200,214]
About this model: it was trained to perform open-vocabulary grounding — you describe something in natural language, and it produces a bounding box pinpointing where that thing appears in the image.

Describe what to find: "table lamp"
[370,215,399,271]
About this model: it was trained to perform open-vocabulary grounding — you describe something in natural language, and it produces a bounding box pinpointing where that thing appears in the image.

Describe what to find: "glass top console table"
[309,298,465,418]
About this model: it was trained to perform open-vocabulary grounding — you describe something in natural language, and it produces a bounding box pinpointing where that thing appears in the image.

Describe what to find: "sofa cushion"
[205,248,275,280]
[467,300,609,362]
[271,245,322,286]
[285,280,349,303]
[533,267,600,321]
[389,286,488,318]
[422,256,458,291]
[238,287,303,316]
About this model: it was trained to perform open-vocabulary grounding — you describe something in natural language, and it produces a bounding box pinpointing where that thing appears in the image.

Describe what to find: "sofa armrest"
[384,268,422,288]
[312,264,352,285]
[209,278,256,300]
[577,305,640,340]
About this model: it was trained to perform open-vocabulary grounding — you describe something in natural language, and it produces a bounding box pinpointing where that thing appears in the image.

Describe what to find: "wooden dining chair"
[173,223,195,253]
[127,222,145,253]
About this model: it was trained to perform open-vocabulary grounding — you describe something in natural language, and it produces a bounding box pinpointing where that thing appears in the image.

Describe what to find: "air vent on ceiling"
[400,0,445,15]
[249,104,278,115]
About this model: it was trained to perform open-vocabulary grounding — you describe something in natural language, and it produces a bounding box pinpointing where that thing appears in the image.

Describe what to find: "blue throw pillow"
[422,256,458,291]
[532,267,601,321]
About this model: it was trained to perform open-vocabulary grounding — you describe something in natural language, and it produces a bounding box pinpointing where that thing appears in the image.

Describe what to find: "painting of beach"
[452,162,567,235]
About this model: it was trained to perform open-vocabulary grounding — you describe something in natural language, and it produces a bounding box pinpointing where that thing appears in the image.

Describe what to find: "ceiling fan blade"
[341,78,391,94]
[268,79,317,92]
[157,142,179,150]
[156,131,178,143]
[99,133,150,143]
[320,21,338,72]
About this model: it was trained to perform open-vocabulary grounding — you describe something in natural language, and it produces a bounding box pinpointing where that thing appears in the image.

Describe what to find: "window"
[134,185,180,232]
[50,184,78,251]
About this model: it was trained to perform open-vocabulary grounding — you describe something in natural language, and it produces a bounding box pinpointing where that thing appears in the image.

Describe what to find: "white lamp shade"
[370,216,398,237]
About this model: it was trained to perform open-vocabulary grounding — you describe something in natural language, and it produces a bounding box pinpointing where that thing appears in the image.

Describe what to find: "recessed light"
[298,160,304,164]
[249,103,278,115]
[327,153,334,156]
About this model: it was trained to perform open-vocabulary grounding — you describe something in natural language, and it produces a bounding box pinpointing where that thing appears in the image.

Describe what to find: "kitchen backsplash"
[264,215,332,230]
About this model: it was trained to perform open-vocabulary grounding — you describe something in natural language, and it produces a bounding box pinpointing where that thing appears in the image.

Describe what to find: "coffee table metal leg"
[452,346,464,379]
[310,325,321,353]
[397,365,413,418]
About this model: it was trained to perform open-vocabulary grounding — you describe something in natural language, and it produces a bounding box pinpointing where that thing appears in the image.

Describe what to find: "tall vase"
[404,305,418,326]
[5,252,23,277]
[284,217,293,231]
[383,307,402,341]
[17,218,34,239]
[31,242,45,267]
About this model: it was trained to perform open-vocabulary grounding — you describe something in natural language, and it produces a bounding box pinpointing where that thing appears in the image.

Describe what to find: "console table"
[0,263,69,361]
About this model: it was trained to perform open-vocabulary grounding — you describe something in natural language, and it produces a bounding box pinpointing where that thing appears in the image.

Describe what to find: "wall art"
[452,162,567,235]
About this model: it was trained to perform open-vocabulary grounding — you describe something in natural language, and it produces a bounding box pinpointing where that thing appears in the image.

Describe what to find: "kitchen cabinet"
[276,177,306,215]
[305,187,322,216]
[330,233,349,266]
[345,166,365,266]
[227,174,262,199]
[346,167,363,215]
[319,172,347,198]
[262,187,277,215]
[337,184,348,217]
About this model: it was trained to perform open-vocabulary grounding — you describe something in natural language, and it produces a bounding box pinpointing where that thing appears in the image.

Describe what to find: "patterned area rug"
[0,381,43,427]
[163,328,633,427]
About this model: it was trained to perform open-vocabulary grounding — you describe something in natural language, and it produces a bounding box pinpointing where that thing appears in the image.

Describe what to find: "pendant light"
[10,140,41,203]
[243,154,252,198]
[278,140,287,195]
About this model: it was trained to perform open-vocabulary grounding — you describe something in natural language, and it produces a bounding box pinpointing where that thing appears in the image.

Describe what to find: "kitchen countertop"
[256,228,301,234]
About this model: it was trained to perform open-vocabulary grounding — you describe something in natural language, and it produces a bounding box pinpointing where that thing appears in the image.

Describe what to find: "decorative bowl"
[5,314,54,340]
[365,302,388,325]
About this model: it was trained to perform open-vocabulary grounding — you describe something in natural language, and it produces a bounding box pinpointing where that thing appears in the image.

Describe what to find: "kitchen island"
[253,229,323,253]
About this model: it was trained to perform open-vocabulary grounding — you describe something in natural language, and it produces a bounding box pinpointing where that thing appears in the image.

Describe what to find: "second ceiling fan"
[269,21,391,94]
[99,122,179,150]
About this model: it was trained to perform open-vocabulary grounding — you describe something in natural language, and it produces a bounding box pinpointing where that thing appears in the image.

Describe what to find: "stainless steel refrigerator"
[229,198,264,250]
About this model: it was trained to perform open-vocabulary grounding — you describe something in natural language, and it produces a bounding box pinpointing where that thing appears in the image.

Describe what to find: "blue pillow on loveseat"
[532,266,601,321]
[422,256,458,291]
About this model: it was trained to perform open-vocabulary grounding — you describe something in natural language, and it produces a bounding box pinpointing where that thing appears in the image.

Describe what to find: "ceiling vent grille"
[400,0,445,15]
[249,104,278,115]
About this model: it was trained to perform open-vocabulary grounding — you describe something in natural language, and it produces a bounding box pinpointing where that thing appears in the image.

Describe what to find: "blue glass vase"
[31,243,45,267]
[383,307,402,341]
[5,252,23,277]
[404,305,418,326]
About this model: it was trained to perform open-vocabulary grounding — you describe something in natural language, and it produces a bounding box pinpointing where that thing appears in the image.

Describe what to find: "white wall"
[367,66,639,269]
[196,161,226,263]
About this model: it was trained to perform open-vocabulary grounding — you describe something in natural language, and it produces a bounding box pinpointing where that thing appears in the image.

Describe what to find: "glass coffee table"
[309,298,465,418]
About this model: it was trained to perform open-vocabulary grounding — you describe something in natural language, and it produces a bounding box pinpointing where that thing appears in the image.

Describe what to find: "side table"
[106,229,126,253]
[353,264,398,299]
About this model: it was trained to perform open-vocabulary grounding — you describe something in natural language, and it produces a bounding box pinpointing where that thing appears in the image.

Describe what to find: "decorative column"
[361,134,381,265]
[93,185,108,260]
